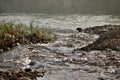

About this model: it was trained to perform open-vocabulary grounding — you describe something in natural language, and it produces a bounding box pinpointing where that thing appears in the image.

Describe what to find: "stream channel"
[0,13,120,80]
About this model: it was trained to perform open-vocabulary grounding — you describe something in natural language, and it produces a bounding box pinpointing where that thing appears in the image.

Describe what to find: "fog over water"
[0,0,120,29]
[0,0,120,15]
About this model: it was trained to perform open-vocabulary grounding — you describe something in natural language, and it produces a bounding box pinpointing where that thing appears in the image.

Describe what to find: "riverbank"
[0,22,57,53]
[78,25,120,51]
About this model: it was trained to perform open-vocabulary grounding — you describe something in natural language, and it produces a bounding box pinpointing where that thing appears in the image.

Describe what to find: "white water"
[0,13,120,80]
[0,13,120,30]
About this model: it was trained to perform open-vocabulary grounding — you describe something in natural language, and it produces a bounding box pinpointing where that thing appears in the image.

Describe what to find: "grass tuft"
[0,21,57,52]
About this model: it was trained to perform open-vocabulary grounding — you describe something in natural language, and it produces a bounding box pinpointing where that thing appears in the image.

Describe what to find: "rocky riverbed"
[0,25,120,80]
[79,25,120,51]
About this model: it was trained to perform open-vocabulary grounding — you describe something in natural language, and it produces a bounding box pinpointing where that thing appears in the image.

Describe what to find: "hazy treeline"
[0,0,120,14]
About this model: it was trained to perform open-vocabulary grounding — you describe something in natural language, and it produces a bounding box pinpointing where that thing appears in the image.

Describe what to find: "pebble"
[24,68,32,72]
[76,28,82,32]
[29,61,36,66]
[115,68,120,74]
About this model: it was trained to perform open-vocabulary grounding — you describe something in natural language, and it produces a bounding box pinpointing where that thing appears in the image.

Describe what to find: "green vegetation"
[0,21,57,52]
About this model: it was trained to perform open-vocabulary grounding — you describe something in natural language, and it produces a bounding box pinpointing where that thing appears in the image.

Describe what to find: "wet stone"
[17,77,32,80]
[98,77,105,80]
[79,25,120,51]
[116,75,120,79]
[76,28,82,32]
[115,68,120,74]
[24,68,32,72]
[0,68,45,80]
[29,61,36,66]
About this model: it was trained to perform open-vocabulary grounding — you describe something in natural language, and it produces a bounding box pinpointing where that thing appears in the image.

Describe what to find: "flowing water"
[0,13,120,29]
[0,13,120,80]
[1,1,120,80]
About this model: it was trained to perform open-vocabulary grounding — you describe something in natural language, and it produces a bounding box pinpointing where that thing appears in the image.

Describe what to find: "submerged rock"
[78,25,120,51]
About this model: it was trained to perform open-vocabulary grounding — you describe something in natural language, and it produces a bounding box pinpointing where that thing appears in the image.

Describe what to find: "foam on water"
[0,13,120,80]
[0,13,120,30]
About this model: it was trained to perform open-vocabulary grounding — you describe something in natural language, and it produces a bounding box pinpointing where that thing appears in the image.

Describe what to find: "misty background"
[0,0,120,15]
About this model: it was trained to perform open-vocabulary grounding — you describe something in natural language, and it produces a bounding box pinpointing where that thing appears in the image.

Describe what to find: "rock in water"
[78,25,120,51]
[24,68,32,72]
[29,61,36,66]
[84,25,120,35]
[76,28,82,32]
